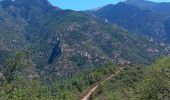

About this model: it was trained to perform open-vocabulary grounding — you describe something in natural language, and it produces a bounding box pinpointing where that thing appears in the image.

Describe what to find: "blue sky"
[48,0,170,11]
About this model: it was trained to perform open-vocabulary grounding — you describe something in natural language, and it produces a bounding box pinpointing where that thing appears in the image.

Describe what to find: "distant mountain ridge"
[90,0,170,43]
[124,0,157,9]
[125,0,170,14]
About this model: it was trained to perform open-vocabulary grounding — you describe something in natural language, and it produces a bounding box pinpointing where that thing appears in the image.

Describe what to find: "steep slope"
[125,0,170,14]
[92,2,170,43]
[0,0,170,78]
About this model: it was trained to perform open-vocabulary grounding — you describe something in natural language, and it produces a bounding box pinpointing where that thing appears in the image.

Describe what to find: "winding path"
[80,67,124,100]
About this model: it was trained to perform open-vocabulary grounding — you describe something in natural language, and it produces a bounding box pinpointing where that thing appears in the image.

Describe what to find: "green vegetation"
[0,52,118,100]
[0,0,170,78]
[0,0,170,100]
[0,51,45,100]
[1,52,170,100]
[90,65,146,100]
[91,57,170,100]
[135,57,170,100]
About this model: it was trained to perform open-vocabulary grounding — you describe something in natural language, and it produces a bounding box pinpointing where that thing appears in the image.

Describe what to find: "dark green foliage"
[0,51,43,100]
[91,57,170,100]
[91,65,146,100]
[135,57,170,100]
[1,53,170,100]
[0,0,170,99]
[0,53,117,99]
[70,55,87,66]
[3,51,30,83]
[0,0,170,78]
[48,43,61,64]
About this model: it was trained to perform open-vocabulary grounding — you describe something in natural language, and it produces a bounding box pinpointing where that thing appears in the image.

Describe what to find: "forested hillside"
[1,52,170,100]
[0,0,170,100]
[0,0,169,78]
[92,1,170,43]
[0,51,118,100]
[90,57,170,100]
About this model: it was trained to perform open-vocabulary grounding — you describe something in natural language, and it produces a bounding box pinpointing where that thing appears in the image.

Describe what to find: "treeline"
[90,57,170,100]
[1,51,169,100]
[135,56,170,100]
[0,51,118,100]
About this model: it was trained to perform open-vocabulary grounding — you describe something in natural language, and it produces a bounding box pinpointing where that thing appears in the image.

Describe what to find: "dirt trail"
[80,67,124,100]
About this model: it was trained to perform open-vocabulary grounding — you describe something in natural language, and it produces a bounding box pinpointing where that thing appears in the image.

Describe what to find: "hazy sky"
[48,0,170,11]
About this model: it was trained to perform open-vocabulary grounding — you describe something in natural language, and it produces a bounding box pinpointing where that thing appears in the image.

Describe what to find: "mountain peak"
[0,0,60,11]
[14,0,49,6]
[126,0,145,2]
[125,0,153,4]
[124,0,156,9]
[0,0,51,7]
[126,0,145,1]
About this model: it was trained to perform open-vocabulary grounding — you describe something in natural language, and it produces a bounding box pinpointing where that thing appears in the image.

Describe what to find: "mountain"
[125,0,170,14]
[91,2,170,43]
[0,0,170,99]
[124,0,157,9]
[0,0,170,78]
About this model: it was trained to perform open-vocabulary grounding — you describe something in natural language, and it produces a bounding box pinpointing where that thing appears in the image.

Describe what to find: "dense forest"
[0,51,117,100]
[91,57,170,100]
[0,52,170,100]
